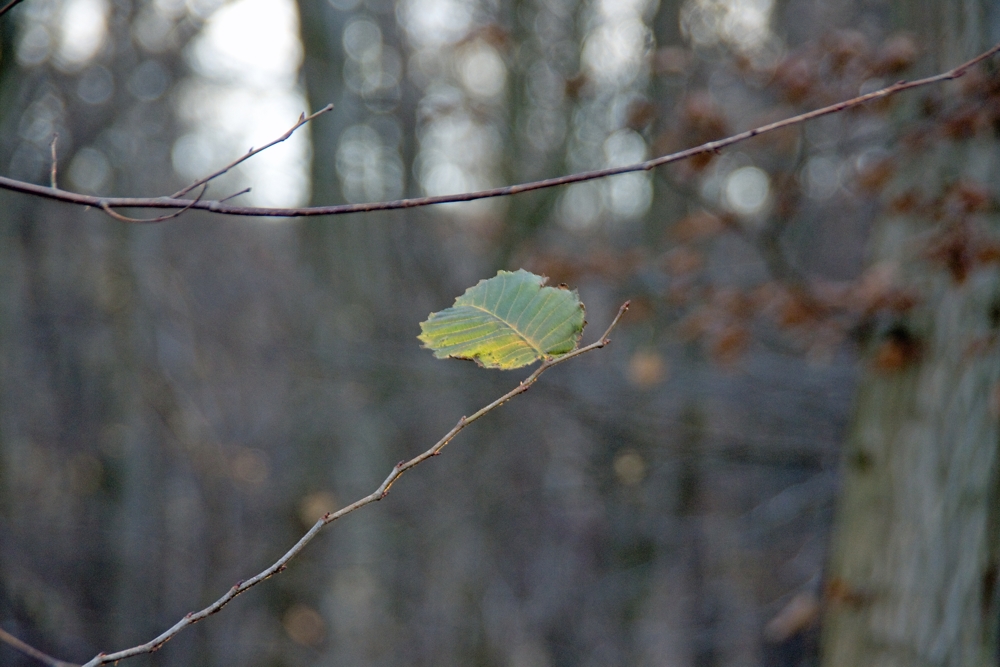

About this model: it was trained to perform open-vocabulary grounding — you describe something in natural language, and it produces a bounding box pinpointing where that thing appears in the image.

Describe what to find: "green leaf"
[418,269,586,369]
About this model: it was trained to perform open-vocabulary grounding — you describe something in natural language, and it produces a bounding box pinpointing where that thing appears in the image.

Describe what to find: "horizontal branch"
[72,303,628,667]
[0,43,997,221]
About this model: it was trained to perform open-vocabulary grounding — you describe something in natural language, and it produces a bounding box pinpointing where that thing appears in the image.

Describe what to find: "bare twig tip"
[218,187,252,203]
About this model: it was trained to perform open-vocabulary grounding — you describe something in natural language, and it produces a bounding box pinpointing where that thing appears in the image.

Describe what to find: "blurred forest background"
[1,0,1000,665]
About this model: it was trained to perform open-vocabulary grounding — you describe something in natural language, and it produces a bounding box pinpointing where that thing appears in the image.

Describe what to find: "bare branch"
[76,303,628,667]
[0,627,80,667]
[0,44,997,221]
[169,104,333,199]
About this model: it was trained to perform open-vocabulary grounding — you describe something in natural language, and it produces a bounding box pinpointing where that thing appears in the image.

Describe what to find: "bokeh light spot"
[614,449,647,486]
[283,604,326,646]
[724,165,770,216]
[69,147,111,193]
[628,350,668,387]
[802,155,842,200]
[56,0,109,70]
[459,41,506,99]
[299,491,339,525]
[231,447,270,487]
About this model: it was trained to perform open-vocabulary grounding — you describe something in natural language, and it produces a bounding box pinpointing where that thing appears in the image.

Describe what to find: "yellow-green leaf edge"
[418,269,586,369]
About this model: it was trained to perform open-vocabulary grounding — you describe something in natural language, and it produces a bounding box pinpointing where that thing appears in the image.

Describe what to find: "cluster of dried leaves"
[529,31,1000,378]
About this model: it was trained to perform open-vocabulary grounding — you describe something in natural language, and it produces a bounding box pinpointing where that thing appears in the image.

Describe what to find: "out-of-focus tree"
[0,0,189,657]
[0,2,320,665]
[821,2,1000,665]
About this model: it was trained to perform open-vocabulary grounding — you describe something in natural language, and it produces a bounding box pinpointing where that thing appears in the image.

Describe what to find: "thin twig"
[0,627,80,667]
[218,187,251,203]
[0,43,997,221]
[49,134,58,189]
[0,0,27,18]
[169,104,333,199]
[76,302,629,667]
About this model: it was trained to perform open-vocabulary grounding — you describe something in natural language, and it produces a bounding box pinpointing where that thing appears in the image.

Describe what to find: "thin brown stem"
[0,44,996,221]
[0,627,79,667]
[77,303,628,667]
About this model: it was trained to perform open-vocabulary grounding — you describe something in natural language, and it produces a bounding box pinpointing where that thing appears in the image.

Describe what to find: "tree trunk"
[821,3,1000,665]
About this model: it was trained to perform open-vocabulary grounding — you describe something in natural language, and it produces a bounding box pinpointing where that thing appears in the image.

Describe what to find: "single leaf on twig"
[418,269,586,369]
